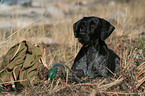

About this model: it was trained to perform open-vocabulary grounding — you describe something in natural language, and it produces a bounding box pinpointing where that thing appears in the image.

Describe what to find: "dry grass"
[0,0,145,95]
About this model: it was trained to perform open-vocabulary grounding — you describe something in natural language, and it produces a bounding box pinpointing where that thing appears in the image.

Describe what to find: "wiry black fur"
[71,16,120,83]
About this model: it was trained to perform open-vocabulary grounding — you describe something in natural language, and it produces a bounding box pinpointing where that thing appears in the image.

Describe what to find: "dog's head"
[73,16,115,44]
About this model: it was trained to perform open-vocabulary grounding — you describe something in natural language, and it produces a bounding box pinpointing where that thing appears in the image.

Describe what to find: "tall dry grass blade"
[75,83,98,86]
[89,89,97,96]
[136,62,145,89]
[0,18,42,45]
[99,91,144,95]
[48,50,58,67]
[41,48,50,69]
[136,77,145,89]
[98,79,107,86]
[65,68,69,86]
[53,78,61,90]
[137,62,145,77]
[98,77,124,90]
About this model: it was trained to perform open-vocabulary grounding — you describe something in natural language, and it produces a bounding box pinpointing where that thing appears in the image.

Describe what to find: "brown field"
[0,0,145,95]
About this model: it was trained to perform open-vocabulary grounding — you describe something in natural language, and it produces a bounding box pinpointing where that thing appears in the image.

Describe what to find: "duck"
[47,63,71,81]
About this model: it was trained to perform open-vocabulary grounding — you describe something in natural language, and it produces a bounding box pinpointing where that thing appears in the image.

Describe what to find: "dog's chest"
[86,46,100,62]
[85,46,108,77]
[86,46,107,67]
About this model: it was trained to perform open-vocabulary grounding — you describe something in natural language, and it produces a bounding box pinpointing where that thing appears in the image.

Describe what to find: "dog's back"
[108,49,120,72]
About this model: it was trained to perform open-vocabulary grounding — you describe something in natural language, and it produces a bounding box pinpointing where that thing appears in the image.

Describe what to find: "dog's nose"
[79,32,86,37]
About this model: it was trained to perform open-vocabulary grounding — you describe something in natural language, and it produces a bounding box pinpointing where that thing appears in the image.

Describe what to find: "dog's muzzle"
[78,37,90,44]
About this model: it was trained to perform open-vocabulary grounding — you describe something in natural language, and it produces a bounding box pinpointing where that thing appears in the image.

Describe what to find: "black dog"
[71,16,120,83]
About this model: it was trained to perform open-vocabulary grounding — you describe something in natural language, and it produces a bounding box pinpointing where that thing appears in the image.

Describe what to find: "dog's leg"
[72,69,85,84]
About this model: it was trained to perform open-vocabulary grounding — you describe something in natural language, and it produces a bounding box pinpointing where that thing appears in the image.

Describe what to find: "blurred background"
[0,0,144,45]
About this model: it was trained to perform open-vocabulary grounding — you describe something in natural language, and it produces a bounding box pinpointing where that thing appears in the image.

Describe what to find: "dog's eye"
[91,24,95,27]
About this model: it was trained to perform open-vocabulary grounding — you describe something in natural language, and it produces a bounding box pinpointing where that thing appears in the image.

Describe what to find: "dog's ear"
[73,20,82,38]
[100,18,115,40]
